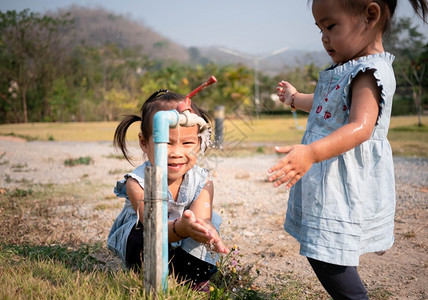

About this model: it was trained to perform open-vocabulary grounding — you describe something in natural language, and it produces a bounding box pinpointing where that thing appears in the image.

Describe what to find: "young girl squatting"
[108,90,229,288]
[268,0,427,299]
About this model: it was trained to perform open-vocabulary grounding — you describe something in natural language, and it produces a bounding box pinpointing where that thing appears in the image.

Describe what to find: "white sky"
[1,0,427,55]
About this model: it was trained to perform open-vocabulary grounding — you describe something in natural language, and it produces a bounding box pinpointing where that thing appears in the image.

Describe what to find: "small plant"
[47,133,55,141]
[12,163,28,170]
[64,156,92,166]
[0,152,8,165]
[210,246,260,298]
[8,188,34,198]
[256,146,265,153]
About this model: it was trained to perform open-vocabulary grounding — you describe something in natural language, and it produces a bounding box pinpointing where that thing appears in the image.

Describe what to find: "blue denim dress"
[107,161,221,266]
[284,52,396,266]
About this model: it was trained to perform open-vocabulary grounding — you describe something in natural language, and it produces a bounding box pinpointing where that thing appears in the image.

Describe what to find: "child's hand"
[268,144,315,189]
[277,81,297,106]
[181,210,229,254]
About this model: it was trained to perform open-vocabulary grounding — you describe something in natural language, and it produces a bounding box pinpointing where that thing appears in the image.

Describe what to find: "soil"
[0,137,427,299]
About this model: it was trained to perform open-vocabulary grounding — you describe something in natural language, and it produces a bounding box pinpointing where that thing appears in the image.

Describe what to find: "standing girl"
[269,0,427,299]
[108,90,228,288]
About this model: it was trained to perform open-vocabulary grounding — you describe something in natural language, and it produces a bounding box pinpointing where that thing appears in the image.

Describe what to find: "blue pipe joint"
[153,110,180,143]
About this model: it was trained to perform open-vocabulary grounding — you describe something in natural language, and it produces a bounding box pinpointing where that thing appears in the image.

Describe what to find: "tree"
[384,17,427,125]
[0,10,72,123]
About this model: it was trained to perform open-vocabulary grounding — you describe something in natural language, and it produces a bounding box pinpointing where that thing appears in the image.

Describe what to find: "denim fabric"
[284,53,396,266]
[107,160,221,266]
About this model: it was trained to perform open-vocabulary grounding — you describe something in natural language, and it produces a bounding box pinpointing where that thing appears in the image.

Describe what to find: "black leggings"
[126,222,217,284]
[308,258,368,300]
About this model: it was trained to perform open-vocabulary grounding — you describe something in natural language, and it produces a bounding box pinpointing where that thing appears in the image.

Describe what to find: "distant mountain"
[52,6,190,62]
[196,47,332,74]
[50,6,331,72]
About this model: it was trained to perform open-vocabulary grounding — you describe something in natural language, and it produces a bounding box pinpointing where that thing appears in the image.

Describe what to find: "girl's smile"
[140,125,200,186]
[168,162,186,171]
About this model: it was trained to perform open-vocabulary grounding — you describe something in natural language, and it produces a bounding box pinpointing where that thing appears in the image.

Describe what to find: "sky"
[0,0,427,56]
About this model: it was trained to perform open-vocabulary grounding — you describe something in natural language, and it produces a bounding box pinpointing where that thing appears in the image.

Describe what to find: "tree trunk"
[22,85,28,123]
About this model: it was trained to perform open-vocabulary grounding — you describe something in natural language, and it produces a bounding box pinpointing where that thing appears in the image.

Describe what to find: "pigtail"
[114,114,142,164]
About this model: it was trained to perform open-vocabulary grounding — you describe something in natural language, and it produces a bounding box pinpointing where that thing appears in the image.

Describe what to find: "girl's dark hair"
[114,89,212,164]
[310,0,427,33]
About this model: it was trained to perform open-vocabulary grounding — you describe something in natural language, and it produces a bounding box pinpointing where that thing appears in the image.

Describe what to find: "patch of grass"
[0,152,8,165]
[256,146,265,153]
[265,273,328,299]
[94,202,123,211]
[0,122,140,142]
[389,123,427,132]
[8,188,33,198]
[2,131,38,141]
[64,156,93,166]
[108,168,129,175]
[106,153,126,160]
[1,243,101,272]
[11,163,28,169]
[368,286,393,299]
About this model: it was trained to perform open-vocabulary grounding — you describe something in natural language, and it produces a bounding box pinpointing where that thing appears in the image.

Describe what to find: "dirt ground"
[0,137,427,299]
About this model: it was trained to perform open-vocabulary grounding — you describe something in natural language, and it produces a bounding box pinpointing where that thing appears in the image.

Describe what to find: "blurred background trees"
[0,7,426,124]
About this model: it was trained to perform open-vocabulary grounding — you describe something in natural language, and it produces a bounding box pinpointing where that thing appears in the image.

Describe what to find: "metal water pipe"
[150,76,217,291]
[152,109,180,290]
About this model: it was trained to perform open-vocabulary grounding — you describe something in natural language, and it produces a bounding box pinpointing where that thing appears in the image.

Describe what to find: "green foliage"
[0,9,426,125]
[0,9,74,123]
[385,18,427,125]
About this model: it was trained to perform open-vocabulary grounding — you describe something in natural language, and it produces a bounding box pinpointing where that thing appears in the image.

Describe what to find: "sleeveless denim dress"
[284,52,396,266]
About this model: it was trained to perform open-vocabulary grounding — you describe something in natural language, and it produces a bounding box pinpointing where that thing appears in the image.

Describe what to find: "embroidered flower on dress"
[316,106,322,113]
[324,111,331,119]
[343,105,348,111]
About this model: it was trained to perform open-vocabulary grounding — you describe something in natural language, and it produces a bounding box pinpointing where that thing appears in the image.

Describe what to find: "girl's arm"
[277,80,314,113]
[269,71,380,189]
[126,178,145,221]
[171,180,229,254]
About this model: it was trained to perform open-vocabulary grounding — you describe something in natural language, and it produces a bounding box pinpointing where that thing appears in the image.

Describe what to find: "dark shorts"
[126,222,217,284]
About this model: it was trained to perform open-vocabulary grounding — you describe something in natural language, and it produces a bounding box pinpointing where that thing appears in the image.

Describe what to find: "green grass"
[0,247,204,299]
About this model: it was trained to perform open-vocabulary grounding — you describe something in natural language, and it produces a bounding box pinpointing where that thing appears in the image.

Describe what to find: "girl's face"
[312,0,376,64]
[140,125,200,185]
